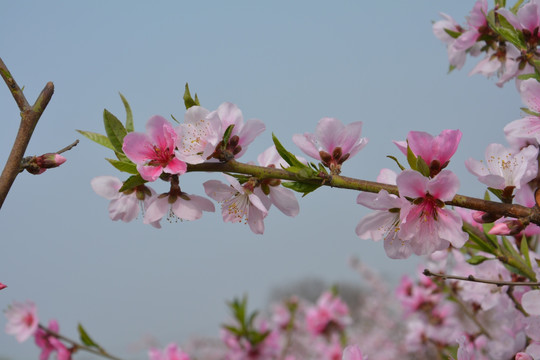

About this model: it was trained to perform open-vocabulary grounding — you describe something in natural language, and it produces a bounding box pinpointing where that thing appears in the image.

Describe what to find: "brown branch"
[423,269,540,287]
[39,325,125,360]
[0,57,54,209]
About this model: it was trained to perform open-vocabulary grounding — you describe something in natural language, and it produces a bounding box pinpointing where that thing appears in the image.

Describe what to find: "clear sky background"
[0,1,522,359]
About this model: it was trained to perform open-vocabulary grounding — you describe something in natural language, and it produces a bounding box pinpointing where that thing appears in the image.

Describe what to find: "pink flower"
[0,282,6,290]
[203,175,270,234]
[221,321,280,360]
[505,78,540,147]
[465,143,538,190]
[91,176,160,228]
[176,106,222,164]
[498,1,540,34]
[5,300,39,342]
[433,13,468,69]
[143,192,215,224]
[397,170,468,256]
[342,345,365,360]
[394,129,461,177]
[453,0,488,51]
[149,343,190,360]
[305,291,351,336]
[216,102,265,159]
[292,117,367,174]
[123,115,187,181]
[35,320,71,360]
[256,146,300,217]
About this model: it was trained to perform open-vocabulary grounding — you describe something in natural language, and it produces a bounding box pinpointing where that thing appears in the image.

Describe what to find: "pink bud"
[488,220,524,235]
[0,282,6,290]
[36,153,67,169]
[472,211,501,223]
[515,353,533,360]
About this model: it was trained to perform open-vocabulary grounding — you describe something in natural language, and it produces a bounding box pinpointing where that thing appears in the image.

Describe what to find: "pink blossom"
[176,106,222,164]
[433,13,468,69]
[216,102,265,159]
[149,343,191,360]
[505,78,540,147]
[203,175,270,234]
[465,143,538,190]
[256,146,299,217]
[123,115,187,181]
[221,321,280,360]
[91,176,160,228]
[453,0,488,51]
[515,353,534,360]
[305,291,351,336]
[35,320,71,360]
[394,129,461,177]
[292,117,367,173]
[397,170,468,256]
[5,300,39,342]
[468,44,526,87]
[497,1,540,33]
[143,192,215,224]
[342,345,365,360]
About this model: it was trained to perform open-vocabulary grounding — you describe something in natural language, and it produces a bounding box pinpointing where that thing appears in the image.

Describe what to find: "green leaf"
[482,222,500,249]
[463,225,495,253]
[222,124,235,145]
[272,133,307,169]
[517,73,538,81]
[103,109,127,153]
[501,236,522,258]
[521,107,540,117]
[183,83,200,109]
[78,323,102,350]
[488,187,504,202]
[510,0,524,14]
[170,114,180,124]
[466,255,490,265]
[386,155,406,171]
[119,174,146,192]
[106,158,138,174]
[487,10,526,49]
[444,28,461,39]
[448,64,457,74]
[484,190,491,201]
[521,237,532,268]
[406,145,417,171]
[416,156,431,177]
[119,93,134,132]
[115,151,130,162]
[282,181,321,197]
[76,130,115,151]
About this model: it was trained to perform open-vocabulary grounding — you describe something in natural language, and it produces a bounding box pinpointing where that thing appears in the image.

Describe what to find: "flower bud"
[0,282,6,290]
[35,153,67,169]
[472,211,501,223]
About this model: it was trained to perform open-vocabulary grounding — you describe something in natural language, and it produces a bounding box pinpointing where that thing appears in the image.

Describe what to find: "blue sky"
[0,1,522,359]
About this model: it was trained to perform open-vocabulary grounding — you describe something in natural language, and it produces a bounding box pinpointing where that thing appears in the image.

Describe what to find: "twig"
[39,325,125,360]
[423,269,540,287]
[56,139,79,154]
[0,57,54,209]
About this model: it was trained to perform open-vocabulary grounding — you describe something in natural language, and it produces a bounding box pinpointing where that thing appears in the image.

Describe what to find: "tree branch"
[423,269,540,287]
[0,57,54,209]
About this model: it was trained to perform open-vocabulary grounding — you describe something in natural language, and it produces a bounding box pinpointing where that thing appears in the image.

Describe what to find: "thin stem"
[186,160,540,225]
[424,269,540,287]
[56,139,79,154]
[39,325,125,360]
[0,57,54,209]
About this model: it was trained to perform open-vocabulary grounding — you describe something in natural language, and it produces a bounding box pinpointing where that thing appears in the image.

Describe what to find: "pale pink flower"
[176,106,222,164]
[216,102,265,159]
[394,129,461,177]
[123,115,187,181]
[257,146,299,217]
[91,176,160,228]
[342,345,365,360]
[35,320,71,360]
[305,291,351,336]
[149,343,190,360]
[5,300,39,342]
[203,175,270,234]
[453,0,488,51]
[465,143,538,190]
[469,44,525,87]
[397,170,468,256]
[498,1,540,33]
[433,13,468,69]
[143,192,215,224]
[292,117,367,173]
[505,78,540,147]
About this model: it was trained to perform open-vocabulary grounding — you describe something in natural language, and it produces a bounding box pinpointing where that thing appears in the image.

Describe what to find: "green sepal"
[226,173,251,184]
[106,158,138,174]
[119,93,134,132]
[222,124,235,146]
[183,83,200,110]
[444,28,461,39]
[386,155,406,171]
[103,109,127,153]
[76,130,115,151]
[484,190,491,201]
[78,323,103,351]
[517,73,538,81]
[119,174,146,192]
[282,181,321,197]
[488,187,505,202]
[406,145,417,171]
[466,255,491,265]
[520,107,540,117]
[416,156,431,177]
[521,236,532,268]
[448,64,457,74]
[272,133,307,169]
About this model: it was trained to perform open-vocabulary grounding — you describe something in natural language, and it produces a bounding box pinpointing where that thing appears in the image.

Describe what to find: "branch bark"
[0,57,54,209]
